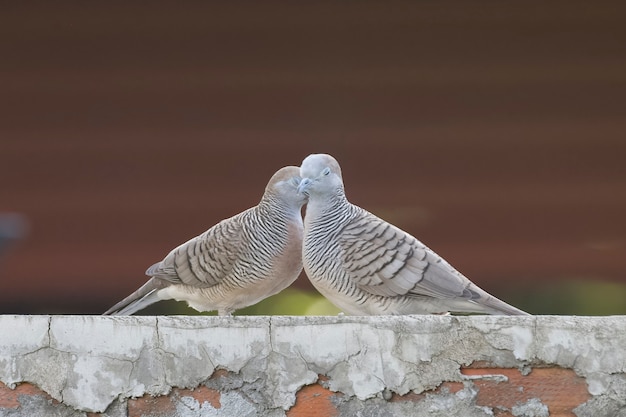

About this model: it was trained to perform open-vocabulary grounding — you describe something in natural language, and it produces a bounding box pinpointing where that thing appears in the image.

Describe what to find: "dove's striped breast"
[303,200,363,298]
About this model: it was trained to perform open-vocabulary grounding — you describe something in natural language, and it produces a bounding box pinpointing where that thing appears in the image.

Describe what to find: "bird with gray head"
[297,153,529,316]
[104,166,307,316]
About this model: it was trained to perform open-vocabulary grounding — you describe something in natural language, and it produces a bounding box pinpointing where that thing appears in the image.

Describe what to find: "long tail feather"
[103,278,168,315]
[470,284,530,316]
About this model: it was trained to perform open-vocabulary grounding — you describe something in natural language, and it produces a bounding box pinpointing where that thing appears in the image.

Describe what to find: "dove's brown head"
[297,153,344,198]
[264,166,307,207]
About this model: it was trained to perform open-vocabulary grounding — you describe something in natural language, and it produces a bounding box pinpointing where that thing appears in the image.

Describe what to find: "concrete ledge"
[0,315,625,416]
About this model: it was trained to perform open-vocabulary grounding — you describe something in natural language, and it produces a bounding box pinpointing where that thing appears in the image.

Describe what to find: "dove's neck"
[304,191,350,228]
[259,196,304,223]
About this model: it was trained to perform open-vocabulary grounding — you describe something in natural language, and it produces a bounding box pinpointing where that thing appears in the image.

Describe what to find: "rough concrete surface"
[0,315,625,416]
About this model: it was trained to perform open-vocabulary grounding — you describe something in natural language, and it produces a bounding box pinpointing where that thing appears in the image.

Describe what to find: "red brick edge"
[0,366,589,417]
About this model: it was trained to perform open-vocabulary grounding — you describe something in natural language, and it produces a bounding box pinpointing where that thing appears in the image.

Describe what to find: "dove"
[297,153,529,316]
[104,166,306,316]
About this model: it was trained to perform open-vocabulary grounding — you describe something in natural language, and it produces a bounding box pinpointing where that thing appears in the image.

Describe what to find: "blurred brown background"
[1,2,625,315]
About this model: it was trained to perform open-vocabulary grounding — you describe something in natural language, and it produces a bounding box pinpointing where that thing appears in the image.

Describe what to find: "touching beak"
[297,178,312,195]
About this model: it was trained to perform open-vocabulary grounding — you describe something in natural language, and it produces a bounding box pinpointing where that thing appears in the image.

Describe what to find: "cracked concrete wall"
[0,315,625,416]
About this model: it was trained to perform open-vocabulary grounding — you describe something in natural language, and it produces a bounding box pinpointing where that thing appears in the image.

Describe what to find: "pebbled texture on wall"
[0,315,625,416]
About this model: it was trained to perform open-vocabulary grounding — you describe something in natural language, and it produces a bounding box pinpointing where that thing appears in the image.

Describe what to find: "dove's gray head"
[297,154,344,198]
[264,166,308,207]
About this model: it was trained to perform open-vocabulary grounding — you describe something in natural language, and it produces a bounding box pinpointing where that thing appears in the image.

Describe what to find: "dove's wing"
[338,208,528,315]
[339,209,473,299]
[146,212,248,288]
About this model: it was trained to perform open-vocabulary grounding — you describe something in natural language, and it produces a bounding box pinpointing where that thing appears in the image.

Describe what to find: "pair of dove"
[104,154,529,316]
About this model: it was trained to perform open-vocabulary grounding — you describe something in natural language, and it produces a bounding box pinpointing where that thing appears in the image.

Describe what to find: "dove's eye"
[322,167,331,176]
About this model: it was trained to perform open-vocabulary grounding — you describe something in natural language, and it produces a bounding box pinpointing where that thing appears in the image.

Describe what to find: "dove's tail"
[469,284,531,316]
[485,299,530,316]
[103,278,168,315]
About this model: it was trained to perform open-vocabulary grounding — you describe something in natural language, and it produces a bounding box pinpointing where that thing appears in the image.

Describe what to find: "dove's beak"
[297,178,312,195]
